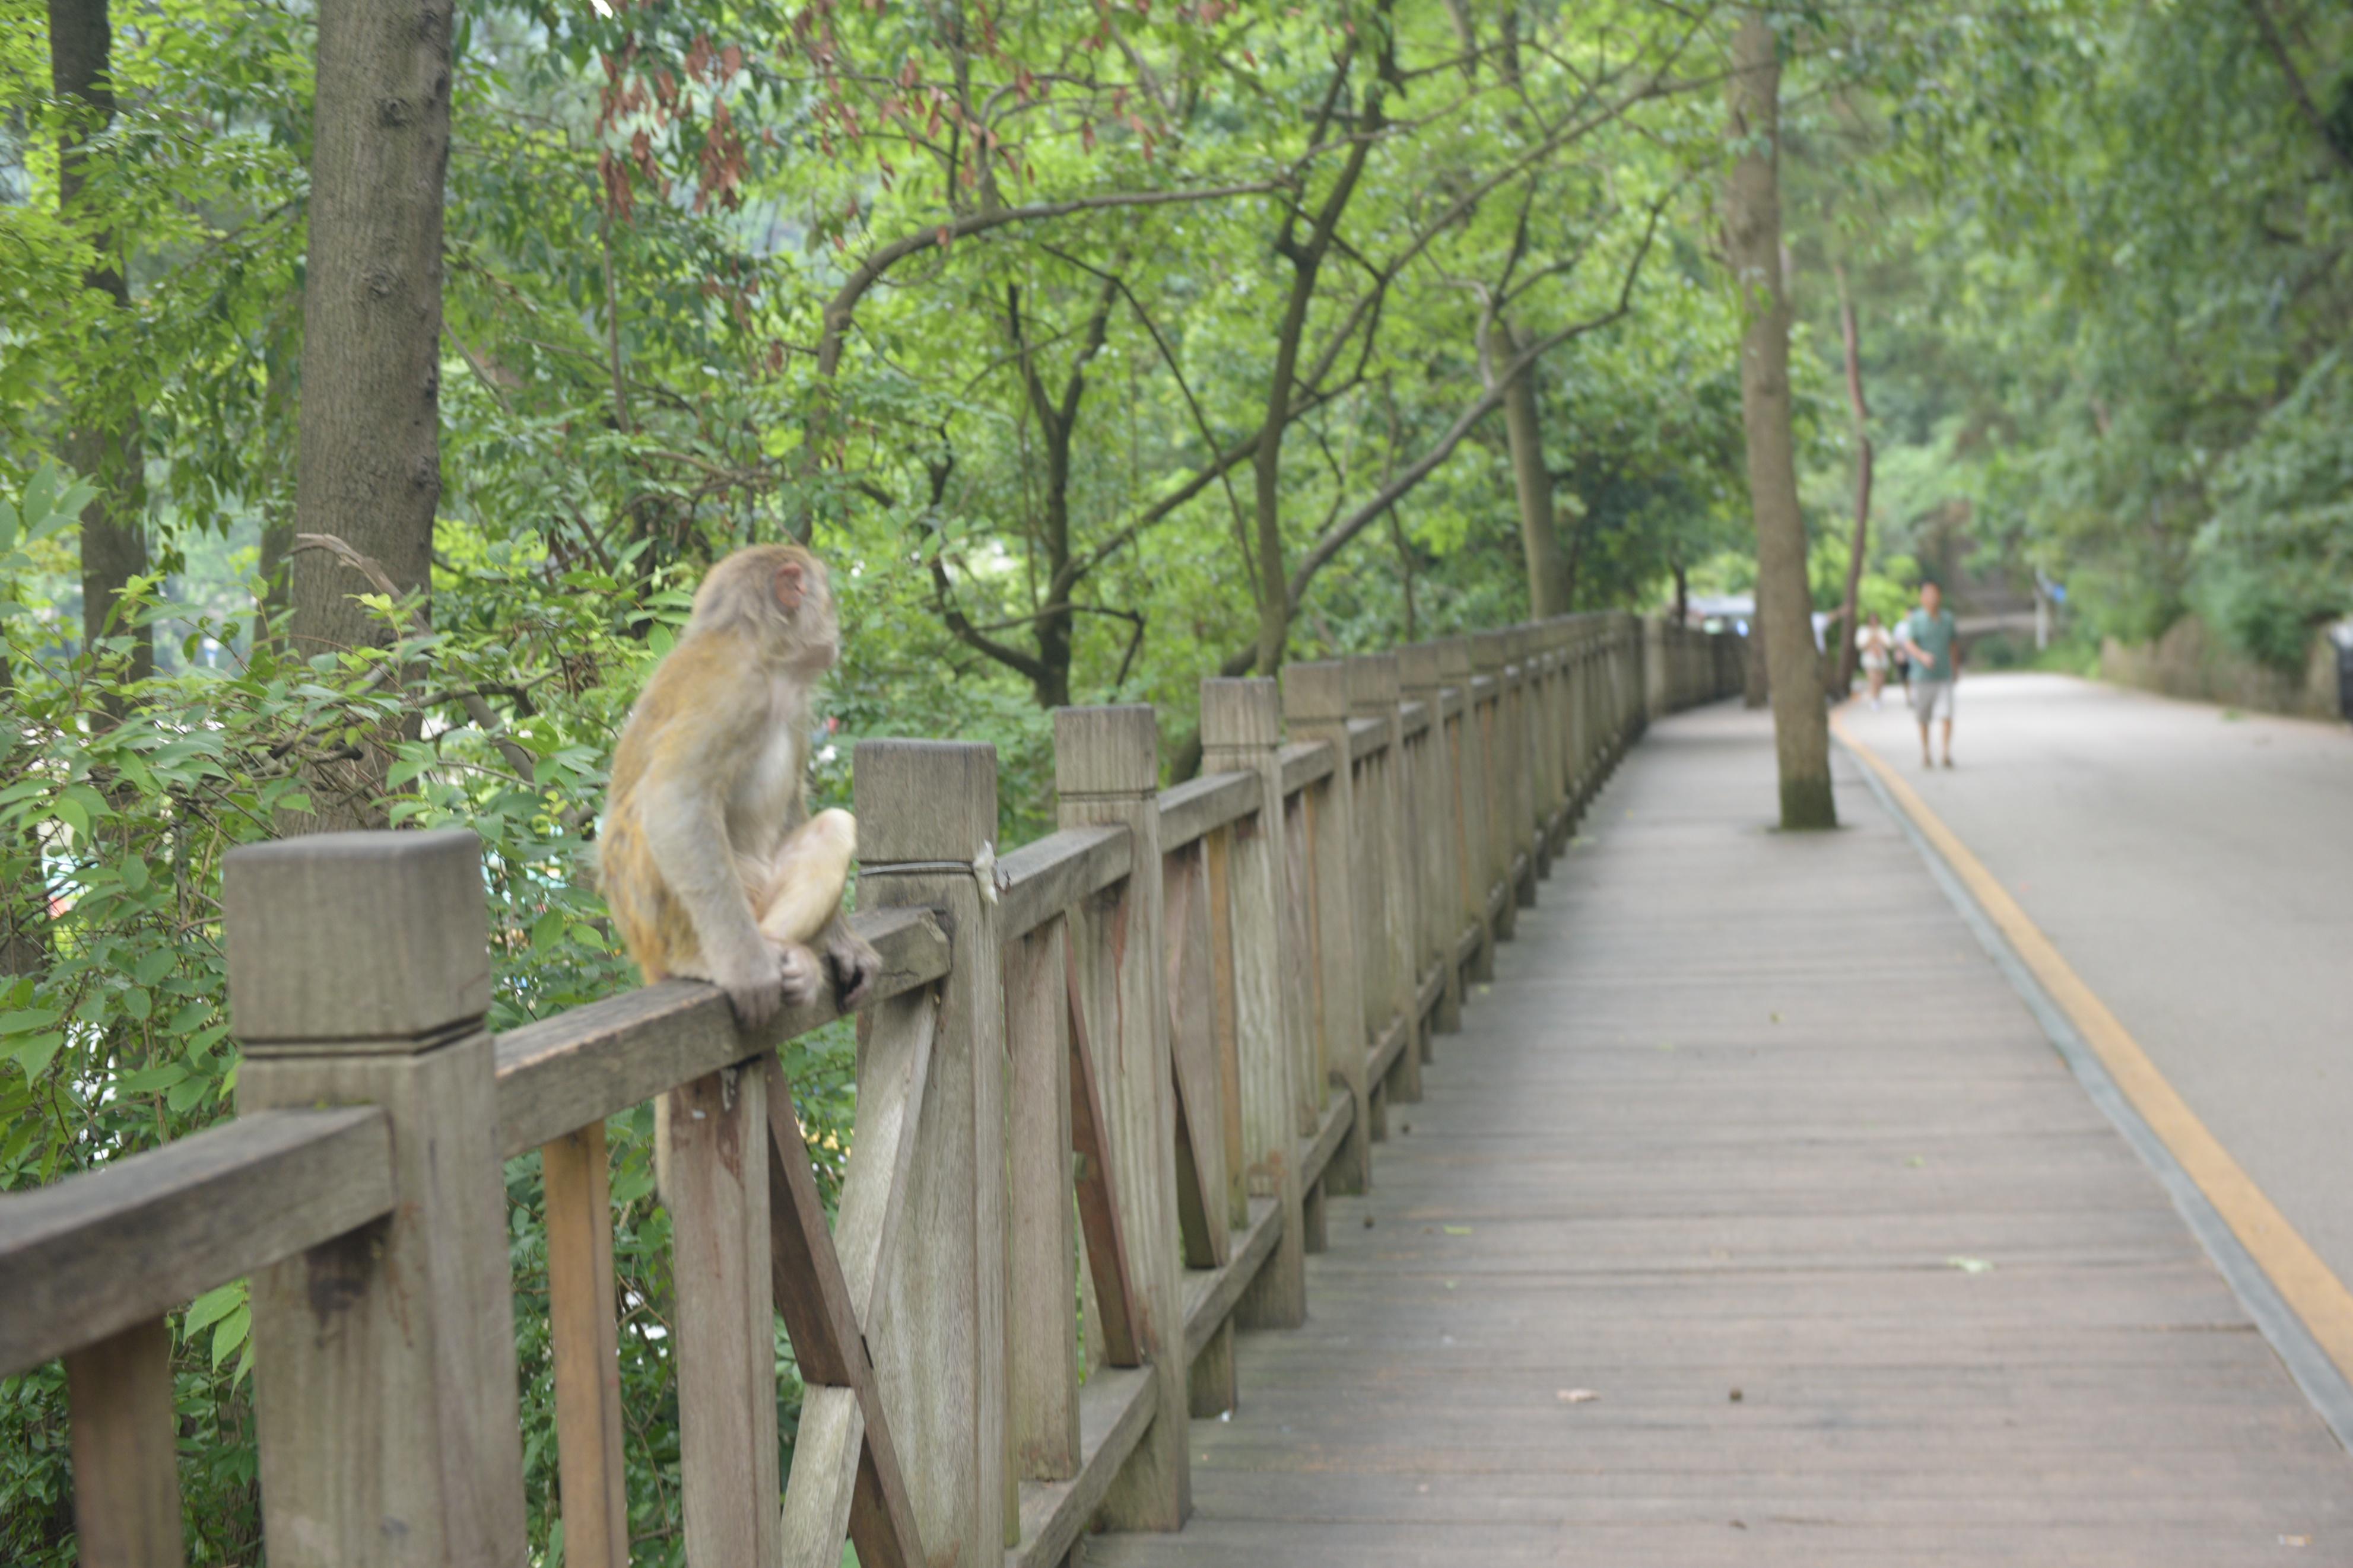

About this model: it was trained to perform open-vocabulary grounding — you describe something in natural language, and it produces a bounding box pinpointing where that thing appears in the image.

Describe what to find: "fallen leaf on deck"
[1443,1224,1473,1235]
[1946,1255,1994,1274]
[1557,1388,1598,1403]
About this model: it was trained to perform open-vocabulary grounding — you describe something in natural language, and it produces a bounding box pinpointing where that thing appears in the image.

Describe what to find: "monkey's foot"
[777,942,825,1009]
[824,924,882,1010]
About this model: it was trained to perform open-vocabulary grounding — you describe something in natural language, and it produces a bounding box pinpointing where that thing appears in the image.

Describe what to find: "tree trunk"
[1724,15,1834,828]
[1490,317,1571,619]
[1830,261,1872,695]
[49,0,152,690]
[286,0,452,824]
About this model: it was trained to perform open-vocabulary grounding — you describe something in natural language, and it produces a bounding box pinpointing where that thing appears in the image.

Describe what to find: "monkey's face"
[774,552,841,673]
[689,544,843,672]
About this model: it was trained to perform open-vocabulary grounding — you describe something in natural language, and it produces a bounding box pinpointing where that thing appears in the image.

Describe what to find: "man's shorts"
[1909,679,1955,722]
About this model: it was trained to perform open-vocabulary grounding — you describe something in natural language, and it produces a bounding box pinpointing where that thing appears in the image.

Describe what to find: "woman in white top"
[1855,610,1893,708]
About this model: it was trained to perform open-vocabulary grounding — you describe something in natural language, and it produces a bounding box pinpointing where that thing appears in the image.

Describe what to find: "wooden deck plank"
[1087,704,2353,1567]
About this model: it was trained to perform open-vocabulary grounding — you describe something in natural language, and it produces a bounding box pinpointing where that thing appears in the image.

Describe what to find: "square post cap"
[1436,636,1474,680]
[1397,643,1442,695]
[1201,679,1281,751]
[1471,631,1510,673]
[1345,653,1400,715]
[1053,705,1160,799]
[1281,661,1350,725]
[854,739,1000,863]
[225,829,491,1048]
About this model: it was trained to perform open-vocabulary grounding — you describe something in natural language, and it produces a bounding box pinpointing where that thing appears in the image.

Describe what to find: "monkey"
[598,543,881,1028]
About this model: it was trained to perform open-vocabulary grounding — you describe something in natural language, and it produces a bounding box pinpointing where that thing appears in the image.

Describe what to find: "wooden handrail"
[998,823,1131,940]
[1155,768,1259,852]
[493,905,951,1158]
[0,1107,394,1375]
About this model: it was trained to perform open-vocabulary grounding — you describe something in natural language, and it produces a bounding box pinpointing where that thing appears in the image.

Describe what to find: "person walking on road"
[1856,610,1893,709]
[1897,582,1960,768]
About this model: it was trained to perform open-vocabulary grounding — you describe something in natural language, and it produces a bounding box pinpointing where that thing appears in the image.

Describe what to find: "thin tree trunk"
[1490,317,1571,618]
[1831,260,1873,695]
[49,0,151,691]
[285,0,452,825]
[1725,15,1834,828]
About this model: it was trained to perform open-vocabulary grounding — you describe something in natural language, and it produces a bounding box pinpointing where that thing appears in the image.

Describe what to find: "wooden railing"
[0,613,1740,1568]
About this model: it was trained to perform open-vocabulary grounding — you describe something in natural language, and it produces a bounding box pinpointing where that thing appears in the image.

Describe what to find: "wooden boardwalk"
[1090,702,2353,1566]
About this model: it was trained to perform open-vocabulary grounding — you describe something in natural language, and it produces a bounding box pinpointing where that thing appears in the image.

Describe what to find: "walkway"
[1089,701,2352,1566]
[1840,673,2353,1293]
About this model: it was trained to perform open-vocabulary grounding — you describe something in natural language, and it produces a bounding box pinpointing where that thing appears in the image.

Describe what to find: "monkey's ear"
[773,558,806,613]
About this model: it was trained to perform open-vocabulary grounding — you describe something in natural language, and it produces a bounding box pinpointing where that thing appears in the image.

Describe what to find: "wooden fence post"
[1347,652,1420,1107]
[1053,707,1189,1530]
[1469,632,1517,945]
[1201,679,1309,1331]
[1281,663,1372,1195]
[1397,643,1463,1036]
[224,829,526,1568]
[853,739,1009,1566]
[1442,635,1494,981]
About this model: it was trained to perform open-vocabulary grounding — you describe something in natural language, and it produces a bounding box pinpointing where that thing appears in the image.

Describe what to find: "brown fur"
[599,545,878,1026]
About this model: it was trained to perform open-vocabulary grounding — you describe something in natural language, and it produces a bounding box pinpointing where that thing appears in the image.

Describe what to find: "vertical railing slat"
[1204,679,1310,1328]
[1281,664,1371,1197]
[542,1121,628,1568]
[1054,706,1188,1529]
[65,1316,185,1568]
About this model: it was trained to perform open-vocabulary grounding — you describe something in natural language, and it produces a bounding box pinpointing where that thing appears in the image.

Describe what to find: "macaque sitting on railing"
[598,544,879,1026]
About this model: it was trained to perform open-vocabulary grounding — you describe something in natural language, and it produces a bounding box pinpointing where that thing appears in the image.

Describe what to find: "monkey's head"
[688,544,840,672]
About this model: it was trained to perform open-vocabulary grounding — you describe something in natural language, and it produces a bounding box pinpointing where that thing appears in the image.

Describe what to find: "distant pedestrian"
[1855,611,1893,709]
[1896,581,1960,768]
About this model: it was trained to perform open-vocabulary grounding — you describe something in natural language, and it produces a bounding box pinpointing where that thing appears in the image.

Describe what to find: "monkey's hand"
[823,920,883,1010]
[776,942,825,1010]
[709,942,788,1031]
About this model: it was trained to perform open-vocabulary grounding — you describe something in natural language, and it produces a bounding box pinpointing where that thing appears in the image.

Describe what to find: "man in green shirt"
[1897,581,1960,768]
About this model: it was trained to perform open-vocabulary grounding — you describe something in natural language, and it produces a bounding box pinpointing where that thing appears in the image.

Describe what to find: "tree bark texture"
[1724,15,1834,828]
[1490,317,1571,619]
[290,1,451,672]
[49,0,152,687]
[1831,261,1872,695]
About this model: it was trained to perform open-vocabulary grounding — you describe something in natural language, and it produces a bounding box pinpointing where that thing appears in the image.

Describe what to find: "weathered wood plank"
[1157,770,1260,853]
[0,1108,392,1376]
[1201,678,1309,1333]
[999,824,1131,942]
[1055,705,1188,1531]
[1278,739,1334,795]
[1298,1091,1354,1197]
[1005,917,1079,1480]
[541,1121,628,1568]
[1008,1365,1158,1568]
[666,1063,780,1568]
[65,1316,184,1568]
[493,905,949,1156]
[1181,1196,1283,1365]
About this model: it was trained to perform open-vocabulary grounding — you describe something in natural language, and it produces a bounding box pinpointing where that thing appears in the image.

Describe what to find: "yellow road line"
[1834,709,2353,1386]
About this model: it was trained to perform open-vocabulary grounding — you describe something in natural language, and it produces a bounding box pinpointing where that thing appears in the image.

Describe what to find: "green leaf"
[11,1032,64,1076]
[166,1075,212,1114]
[123,987,153,1022]
[530,909,567,950]
[133,948,173,985]
[0,1008,62,1034]
[209,1304,252,1370]
[120,856,151,894]
[183,1280,244,1337]
[118,1061,186,1093]
[50,793,88,841]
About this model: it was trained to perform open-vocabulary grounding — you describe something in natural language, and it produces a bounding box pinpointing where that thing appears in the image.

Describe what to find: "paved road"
[1091,702,2350,1566]
[1840,673,2353,1296]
